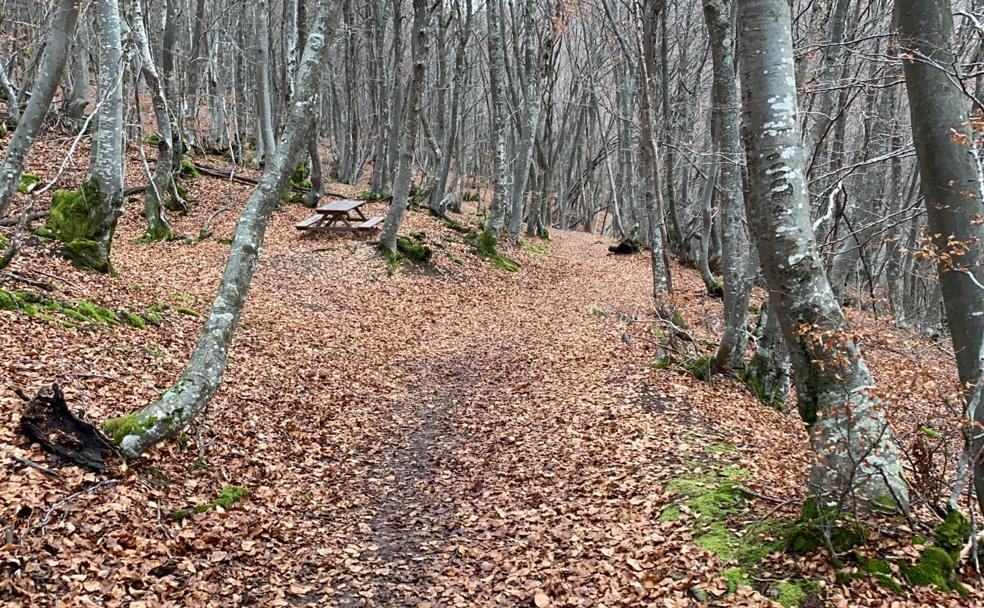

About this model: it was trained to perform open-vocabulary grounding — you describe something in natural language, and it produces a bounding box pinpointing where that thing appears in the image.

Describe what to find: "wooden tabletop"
[316,199,364,213]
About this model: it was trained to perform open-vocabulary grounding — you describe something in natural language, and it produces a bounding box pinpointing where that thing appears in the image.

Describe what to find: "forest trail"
[2,189,963,606]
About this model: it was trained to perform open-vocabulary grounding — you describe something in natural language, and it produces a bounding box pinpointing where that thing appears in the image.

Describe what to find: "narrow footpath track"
[3,202,806,607]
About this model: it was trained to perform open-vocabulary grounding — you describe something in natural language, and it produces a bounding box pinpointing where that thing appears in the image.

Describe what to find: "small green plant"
[587,305,607,318]
[464,230,519,272]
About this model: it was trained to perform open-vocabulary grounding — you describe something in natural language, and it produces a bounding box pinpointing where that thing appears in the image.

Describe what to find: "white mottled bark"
[108,0,341,459]
[898,0,984,514]
[379,0,429,252]
[738,0,908,510]
[0,0,78,216]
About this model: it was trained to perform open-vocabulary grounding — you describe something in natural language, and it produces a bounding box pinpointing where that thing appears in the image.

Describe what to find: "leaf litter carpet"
[0,169,978,606]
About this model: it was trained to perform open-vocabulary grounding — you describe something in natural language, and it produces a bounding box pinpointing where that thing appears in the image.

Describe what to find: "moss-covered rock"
[122,312,148,329]
[396,236,432,263]
[934,509,970,558]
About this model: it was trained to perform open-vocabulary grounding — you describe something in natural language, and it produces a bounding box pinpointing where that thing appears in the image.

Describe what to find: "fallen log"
[192,161,352,199]
[17,384,118,471]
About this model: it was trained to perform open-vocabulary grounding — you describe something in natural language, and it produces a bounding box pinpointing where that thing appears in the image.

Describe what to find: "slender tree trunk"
[131,0,175,242]
[379,0,429,252]
[706,0,752,371]
[0,0,78,216]
[103,0,342,459]
[485,0,511,235]
[256,1,277,165]
[897,0,984,514]
[737,0,908,510]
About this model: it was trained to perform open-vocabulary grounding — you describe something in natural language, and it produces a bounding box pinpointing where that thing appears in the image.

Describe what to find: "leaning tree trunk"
[379,0,429,253]
[705,0,753,371]
[131,0,176,242]
[45,0,123,274]
[0,0,78,216]
[897,0,984,513]
[737,0,908,510]
[103,0,341,459]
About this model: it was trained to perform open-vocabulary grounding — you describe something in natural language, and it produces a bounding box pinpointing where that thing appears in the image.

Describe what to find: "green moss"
[46,180,115,272]
[179,157,199,180]
[773,579,821,608]
[143,313,165,326]
[682,355,714,381]
[33,226,53,239]
[785,500,867,555]
[588,305,607,317]
[708,281,724,298]
[465,230,519,271]
[172,485,250,521]
[173,306,201,317]
[912,534,927,546]
[396,235,432,263]
[18,172,40,194]
[217,238,233,245]
[122,312,147,329]
[519,238,547,254]
[146,303,169,312]
[102,413,158,445]
[73,300,118,324]
[658,504,681,522]
[706,443,735,455]
[740,369,787,409]
[934,510,970,557]
[0,289,19,311]
[140,221,175,243]
[721,567,750,593]
[143,133,161,145]
[918,425,942,439]
[901,546,968,596]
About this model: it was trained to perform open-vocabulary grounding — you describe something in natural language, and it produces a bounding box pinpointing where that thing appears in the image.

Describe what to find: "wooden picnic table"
[295,199,385,233]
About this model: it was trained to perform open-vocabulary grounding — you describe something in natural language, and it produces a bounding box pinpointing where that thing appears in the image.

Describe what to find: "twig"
[38,479,118,535]
[11,455,63,479]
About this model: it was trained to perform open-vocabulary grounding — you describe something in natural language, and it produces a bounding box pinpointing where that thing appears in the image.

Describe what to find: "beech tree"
[0,0,78,216]
[737,0,908,509]
[102,0,342,458]
[897,0,984,513]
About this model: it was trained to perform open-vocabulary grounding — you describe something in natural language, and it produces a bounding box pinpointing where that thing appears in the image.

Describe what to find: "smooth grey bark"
[379,0,430,253]
[705,0,752,371]
[897,0,984,513]
[507,4,544,240]
[745,297,790,406]
[639,0,672,295]
[130,0,175,242]
[105,0,341,459]
[804,0,851,157]
[255,1,277,166]
[485,0,511,235]
[0,0,78,216]
[84,0,125,271]
[737,0,908,509]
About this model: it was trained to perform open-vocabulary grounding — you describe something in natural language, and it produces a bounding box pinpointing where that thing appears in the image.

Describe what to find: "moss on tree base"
[46,180,113,272]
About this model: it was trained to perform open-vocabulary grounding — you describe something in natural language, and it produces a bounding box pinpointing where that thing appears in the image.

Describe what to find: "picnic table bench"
[295,199,385,233]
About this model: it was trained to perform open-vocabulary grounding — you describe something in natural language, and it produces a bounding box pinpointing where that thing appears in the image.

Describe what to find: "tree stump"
[18,384,117,471]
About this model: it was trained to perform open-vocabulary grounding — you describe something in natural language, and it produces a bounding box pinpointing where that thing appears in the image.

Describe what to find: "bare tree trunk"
[738,0,908,510]
[379,0,429,252]
[0,0,78,216]
[103,0,342,459]
[256,0,277,165]
[898,0,984,514]
[131,0,176,242]
[485,0,511,235]
[705,0,752,371]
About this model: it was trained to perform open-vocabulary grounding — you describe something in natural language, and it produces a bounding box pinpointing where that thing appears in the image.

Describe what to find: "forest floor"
[0,145,979,607]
